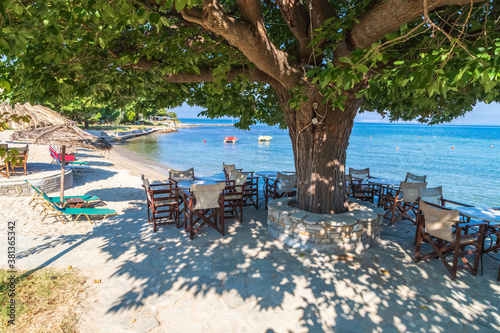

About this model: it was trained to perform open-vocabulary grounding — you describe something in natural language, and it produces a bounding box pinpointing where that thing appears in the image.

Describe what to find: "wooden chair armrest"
[442,198,474,207]
[148,188,178,195]
[246,176,259,183]
[458,221,487,228]
[420,201,449,209]
[148,183,170,187]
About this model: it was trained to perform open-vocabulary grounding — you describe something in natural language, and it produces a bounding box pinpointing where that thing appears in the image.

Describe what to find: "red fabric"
[59,153,75,162]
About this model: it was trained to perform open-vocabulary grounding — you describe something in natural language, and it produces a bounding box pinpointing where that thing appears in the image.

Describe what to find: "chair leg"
[147,202,151,223]
[240,202,244,222]
[473,224,485,275]
[451,237,461,280]
[219,208,225,236]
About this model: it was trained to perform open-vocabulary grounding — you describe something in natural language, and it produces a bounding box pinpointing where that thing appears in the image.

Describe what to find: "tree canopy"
[0,0,497,127]
[0,0,498,213]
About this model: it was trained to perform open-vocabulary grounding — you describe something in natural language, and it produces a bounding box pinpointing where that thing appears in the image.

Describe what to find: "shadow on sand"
[16,188,500,332]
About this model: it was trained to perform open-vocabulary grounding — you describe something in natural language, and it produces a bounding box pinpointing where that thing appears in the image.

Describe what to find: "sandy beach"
[1,130,500,332]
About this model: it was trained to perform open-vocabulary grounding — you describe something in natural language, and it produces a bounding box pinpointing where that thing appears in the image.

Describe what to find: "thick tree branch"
[179,0,305,90]
[274,0,311,62]
[335,0,488,59]
[132,57,281,89]
[309,0,335,31]
[239,0,264,26]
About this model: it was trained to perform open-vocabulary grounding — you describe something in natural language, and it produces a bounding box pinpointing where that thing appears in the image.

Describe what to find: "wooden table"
[367,178,401,206]
[64,197,85,208]
[457,206,500,253]
[177,179,220,190]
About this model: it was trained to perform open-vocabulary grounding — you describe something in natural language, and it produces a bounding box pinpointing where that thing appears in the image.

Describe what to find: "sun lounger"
[39,191,116,224]
[49,146,90,169]
[26,181,100,208]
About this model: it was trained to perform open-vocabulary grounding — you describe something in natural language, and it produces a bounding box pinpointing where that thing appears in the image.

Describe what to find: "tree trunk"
[84,120,89,130]
[283,91,360,214]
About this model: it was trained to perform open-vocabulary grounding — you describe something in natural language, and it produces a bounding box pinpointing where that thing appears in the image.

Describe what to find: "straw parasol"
[4,102,112,202]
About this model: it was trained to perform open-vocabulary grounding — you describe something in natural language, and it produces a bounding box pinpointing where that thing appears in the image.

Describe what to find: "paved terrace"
[3,203,500,333]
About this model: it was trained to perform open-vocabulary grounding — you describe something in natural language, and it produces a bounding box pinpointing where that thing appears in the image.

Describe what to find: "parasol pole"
[60,145,65,203]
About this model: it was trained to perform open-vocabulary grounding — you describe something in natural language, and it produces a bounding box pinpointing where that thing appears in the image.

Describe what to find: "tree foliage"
[0,0,498,213]
[1,0,497,126]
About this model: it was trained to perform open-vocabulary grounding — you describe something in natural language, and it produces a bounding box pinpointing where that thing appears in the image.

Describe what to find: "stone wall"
[0,169,73,197]
[267,197,385,254]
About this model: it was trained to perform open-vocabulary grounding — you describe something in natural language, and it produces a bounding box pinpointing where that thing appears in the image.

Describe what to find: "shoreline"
[107,144,172,182]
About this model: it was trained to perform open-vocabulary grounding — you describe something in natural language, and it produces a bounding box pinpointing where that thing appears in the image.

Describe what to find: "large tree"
[0,0,498,214]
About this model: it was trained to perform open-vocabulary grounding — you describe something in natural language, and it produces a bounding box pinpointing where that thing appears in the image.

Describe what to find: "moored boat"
[223,136,238,143]
[258,135,272,142]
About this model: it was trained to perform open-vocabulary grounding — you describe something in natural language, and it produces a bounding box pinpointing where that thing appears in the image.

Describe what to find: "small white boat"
[258,135,272,142]
[223,136,238,143]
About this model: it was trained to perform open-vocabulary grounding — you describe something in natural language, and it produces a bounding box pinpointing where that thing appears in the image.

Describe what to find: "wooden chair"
[222,163,241,179]
[418,186,443,206]
[0,144,9,178]
[346,174,375,203]
[224,171,247,221]
[10,145,28,175]
[405,172,427,183]
[141,175,180,231]
[148,185,180,232]
[415,200,486,280]
[381,181,427,225]
[348,167,370,181]
[224,165,259,209]
[242,172,259,209]
[185,183,226,239]
[264,171,297,209]
[168,167,195,185]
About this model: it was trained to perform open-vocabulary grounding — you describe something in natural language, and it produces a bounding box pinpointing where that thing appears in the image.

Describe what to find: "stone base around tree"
[267,197,385,254]
[0,163,73,197]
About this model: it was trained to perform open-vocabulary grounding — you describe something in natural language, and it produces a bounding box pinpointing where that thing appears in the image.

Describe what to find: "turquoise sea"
[124,118,500,207]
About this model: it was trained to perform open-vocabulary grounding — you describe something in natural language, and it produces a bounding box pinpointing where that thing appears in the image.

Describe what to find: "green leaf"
[338,57,352,65]
[149,13,161,25]
[354,64,369,74]
[98,37,105,49]
[175,0,187,11]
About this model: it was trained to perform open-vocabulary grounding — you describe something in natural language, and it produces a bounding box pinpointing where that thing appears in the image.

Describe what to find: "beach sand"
[1,130,500,332]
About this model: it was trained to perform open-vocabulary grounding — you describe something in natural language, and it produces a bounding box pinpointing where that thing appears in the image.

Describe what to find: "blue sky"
[172,102,499,125]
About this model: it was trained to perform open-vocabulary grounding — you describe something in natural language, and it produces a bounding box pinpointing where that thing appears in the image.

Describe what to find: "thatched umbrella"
[0,102,70,129]
[4,102,112,202]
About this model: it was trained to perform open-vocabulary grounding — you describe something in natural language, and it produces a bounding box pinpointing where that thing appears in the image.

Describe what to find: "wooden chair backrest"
[406,172,427,183]
[277,172,297,193]
[349,168,370,181]
[191,183,226,210]
[419,186,443,205]
[141,175,153,201]
[169,168,194,181]
[419,200,458,242]
[400,181,427,203]
[228,170,247,185]
[223,163,236,173]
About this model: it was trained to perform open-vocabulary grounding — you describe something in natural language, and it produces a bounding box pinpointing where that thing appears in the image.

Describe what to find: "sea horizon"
[124,121,500,207]
[178,117,500,128]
